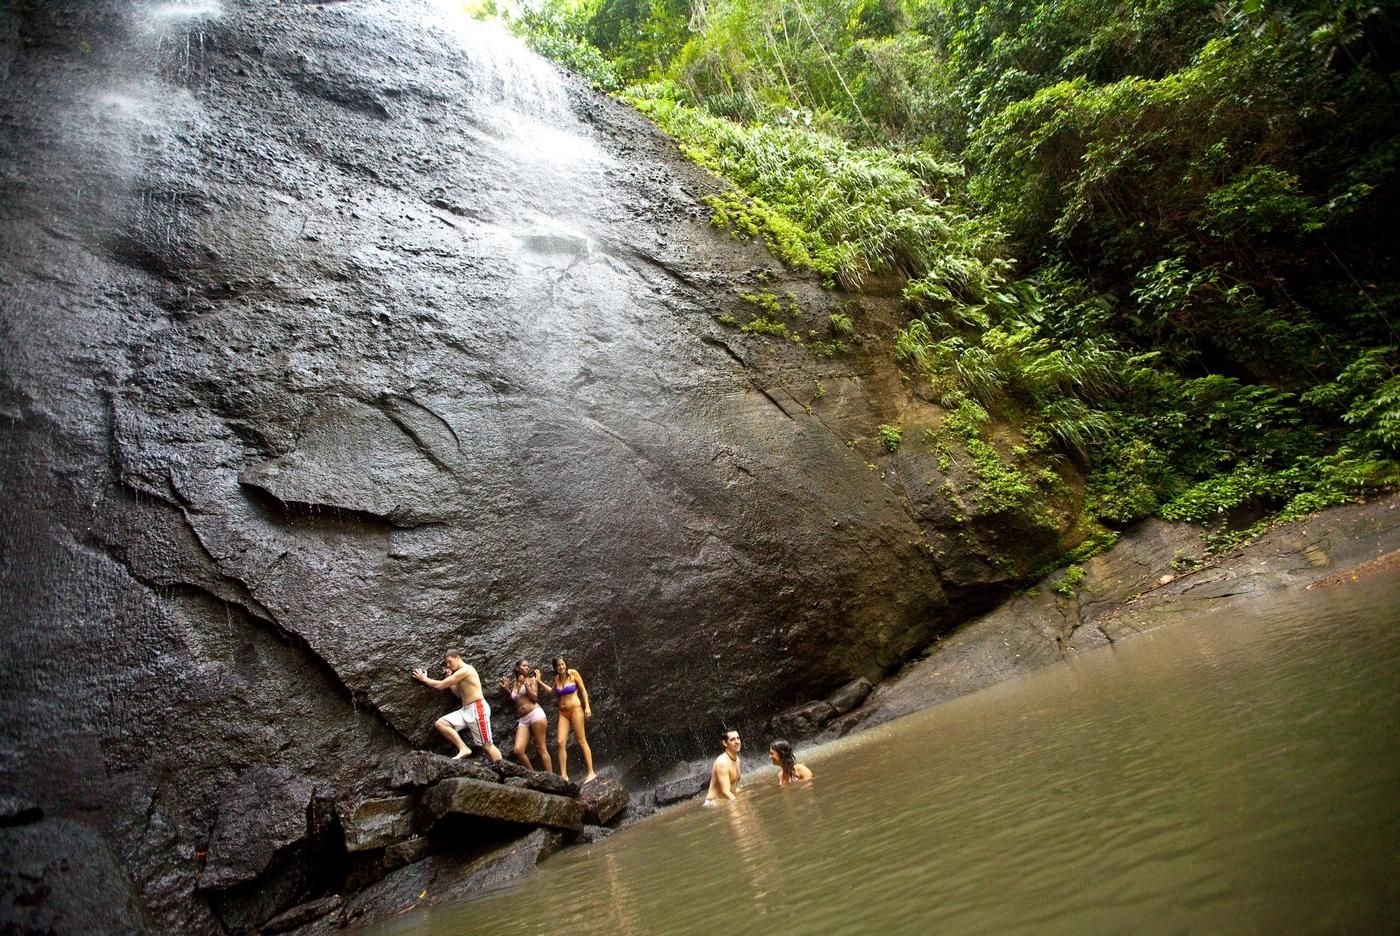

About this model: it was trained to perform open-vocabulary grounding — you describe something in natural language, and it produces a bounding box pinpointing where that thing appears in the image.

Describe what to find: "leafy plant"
[878,423,903,451]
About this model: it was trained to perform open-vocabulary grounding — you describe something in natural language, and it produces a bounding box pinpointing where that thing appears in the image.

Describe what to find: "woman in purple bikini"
[551,656,596,783]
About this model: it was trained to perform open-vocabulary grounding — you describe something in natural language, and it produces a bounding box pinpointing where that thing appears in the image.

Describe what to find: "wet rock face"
[837,499,1400,735]
[0,0,1047,928]
[199,768,315,892]
[340,796,418,854]
[653,770,710,807]
[0,819,149,935]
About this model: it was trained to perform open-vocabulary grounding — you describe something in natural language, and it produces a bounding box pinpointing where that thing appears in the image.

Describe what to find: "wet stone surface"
[8,0,1393,932]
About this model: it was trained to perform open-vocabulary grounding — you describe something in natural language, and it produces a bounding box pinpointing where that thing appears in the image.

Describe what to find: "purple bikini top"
[554,683,578,698]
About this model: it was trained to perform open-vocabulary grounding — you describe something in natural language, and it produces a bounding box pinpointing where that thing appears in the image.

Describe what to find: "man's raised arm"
[413,665,475,691]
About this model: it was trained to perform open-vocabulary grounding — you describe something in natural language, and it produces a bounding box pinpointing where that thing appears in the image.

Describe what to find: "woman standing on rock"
[551,656,596,783]
[500,659,552,773]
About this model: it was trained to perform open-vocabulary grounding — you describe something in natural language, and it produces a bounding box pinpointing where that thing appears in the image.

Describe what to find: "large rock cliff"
[0,1,1067,929]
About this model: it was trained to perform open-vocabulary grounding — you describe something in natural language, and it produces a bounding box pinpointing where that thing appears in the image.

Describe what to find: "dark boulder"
[492,761,581,798]
[261,895,344,935]
[419,779,584,833]
[770,700,837,739]
[826,677,874,715]
[0,796,42,828]
[390,751,499,791]
[0,819,148,935]
[199,768,314,892]
[340,795,417,854]
[383,836,433,871]
[575,825,613,845]
[654,771,709,807]
[578,778,629,826]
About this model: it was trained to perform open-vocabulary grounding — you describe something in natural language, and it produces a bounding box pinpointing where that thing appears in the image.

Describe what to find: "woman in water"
[551,656,596,783]
[500,659,552,772]
[769,739,813,784]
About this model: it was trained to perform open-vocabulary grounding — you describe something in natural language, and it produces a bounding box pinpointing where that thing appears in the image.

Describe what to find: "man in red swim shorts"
[412,651,503,762]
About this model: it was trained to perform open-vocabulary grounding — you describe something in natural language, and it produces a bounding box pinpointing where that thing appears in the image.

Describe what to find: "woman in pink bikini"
[500,659,552,772]
[551,656,596,783]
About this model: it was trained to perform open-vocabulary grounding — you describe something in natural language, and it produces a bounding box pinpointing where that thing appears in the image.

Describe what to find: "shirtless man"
[412,651,503,762]
[500,659,552,772]
[704,730,742,805]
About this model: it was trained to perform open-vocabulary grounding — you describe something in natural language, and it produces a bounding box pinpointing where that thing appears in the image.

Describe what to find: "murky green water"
[373,576,1400,935]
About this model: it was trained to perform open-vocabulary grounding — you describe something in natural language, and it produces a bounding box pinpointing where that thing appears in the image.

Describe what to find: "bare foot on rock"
[452,749,473,760]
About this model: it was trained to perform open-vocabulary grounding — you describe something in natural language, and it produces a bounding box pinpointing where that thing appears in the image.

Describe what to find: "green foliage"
[1053,564,1086,597]
[737,289,804,340]
[936,393,1064,524]
[740,316,789,338]
[511,4,624,91]
[1313,347,1400,455]
[878,423,903,451]
[508,0,1400,558]
[1064,529,1119,565]
[627,88,963,286]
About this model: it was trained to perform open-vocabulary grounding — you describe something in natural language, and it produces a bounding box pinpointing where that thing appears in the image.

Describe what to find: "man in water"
[704,729,742,805]
[412,651,503,762]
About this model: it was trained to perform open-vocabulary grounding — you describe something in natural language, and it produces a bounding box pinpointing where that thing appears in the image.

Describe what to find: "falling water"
[414,0,603,167]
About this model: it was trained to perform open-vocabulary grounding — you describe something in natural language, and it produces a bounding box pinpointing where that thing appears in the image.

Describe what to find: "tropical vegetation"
[497,0,1399,556]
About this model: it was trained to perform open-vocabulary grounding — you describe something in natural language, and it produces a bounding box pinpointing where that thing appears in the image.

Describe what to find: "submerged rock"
[575,824,614,845]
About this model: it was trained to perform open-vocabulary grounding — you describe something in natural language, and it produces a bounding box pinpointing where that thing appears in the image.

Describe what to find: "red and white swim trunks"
[442,698,492,747]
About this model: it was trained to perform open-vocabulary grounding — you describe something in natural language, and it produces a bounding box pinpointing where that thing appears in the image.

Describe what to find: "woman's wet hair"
[770,739,798,781]
[553,656,568,672]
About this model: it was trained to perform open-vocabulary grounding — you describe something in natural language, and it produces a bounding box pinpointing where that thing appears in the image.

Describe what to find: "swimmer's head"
[553,657,568,674]
[770,739,797,778]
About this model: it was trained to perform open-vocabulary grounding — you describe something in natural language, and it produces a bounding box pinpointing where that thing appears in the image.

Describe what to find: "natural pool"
[372,573,1400,935]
